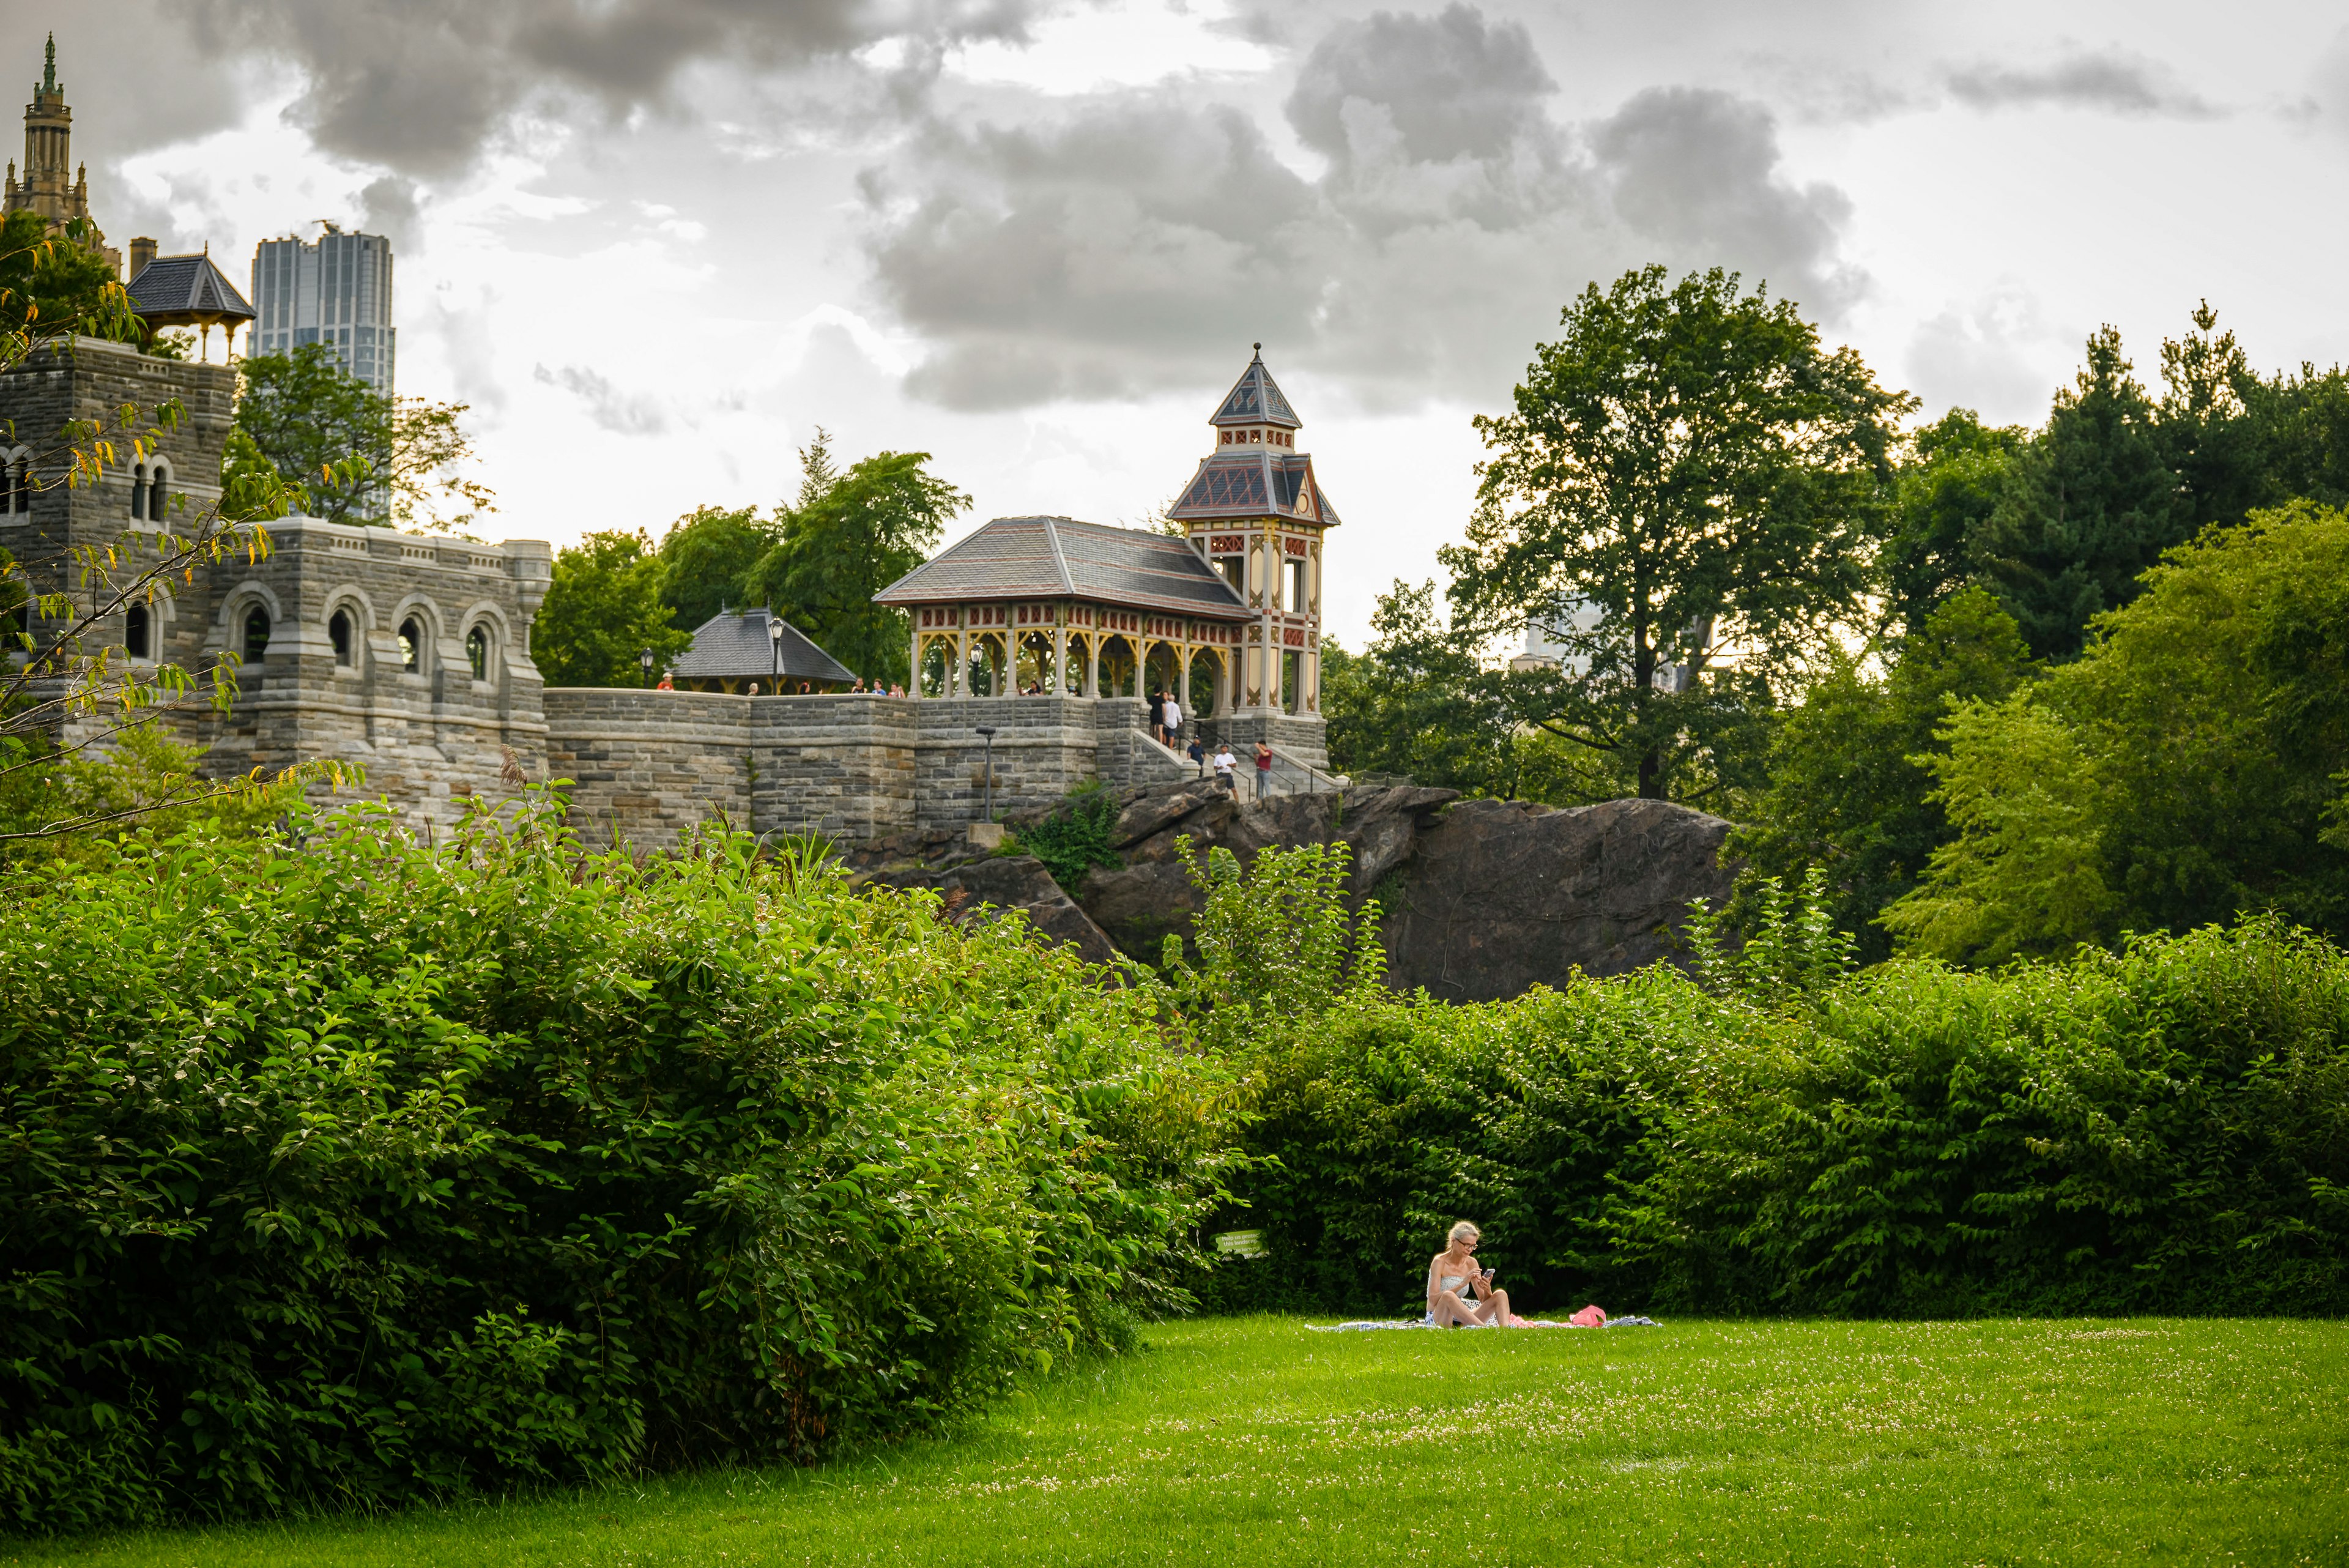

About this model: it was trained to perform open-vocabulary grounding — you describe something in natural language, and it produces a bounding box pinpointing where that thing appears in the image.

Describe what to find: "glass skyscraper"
[248,225,396,396]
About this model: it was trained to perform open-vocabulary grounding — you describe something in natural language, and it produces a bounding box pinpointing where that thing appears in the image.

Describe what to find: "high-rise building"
[3,34,119,277]
[248,225,396,395]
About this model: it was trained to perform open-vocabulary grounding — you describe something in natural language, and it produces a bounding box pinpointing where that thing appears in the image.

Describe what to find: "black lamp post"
[975,726,997,823]
[768,612,784,686]
[638,646,653,688]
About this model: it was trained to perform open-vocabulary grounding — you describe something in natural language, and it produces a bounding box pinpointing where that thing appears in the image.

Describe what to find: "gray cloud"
[862,6,1864,411]
[357,174,422,252]
[180,0,1040,176]
[1945,48,2219,119]
[534,362,668,434]
[1592,87,1861,320]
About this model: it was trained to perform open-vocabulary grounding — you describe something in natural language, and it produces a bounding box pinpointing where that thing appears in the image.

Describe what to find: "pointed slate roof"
[874,516,1252,620]
[673,606,857,684]
[126,253,256,329]
[1167,449,1342,527]
[1209,347,1301,429]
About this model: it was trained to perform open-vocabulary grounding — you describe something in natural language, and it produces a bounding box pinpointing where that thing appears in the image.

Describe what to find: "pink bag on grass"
[1569,1304,1607,1327]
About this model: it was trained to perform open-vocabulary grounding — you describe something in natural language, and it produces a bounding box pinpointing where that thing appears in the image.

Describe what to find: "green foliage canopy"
[531,529,691,688]
[1886,502,2349,962]
[1447,265,1912,800]
[0,800,1235,1529]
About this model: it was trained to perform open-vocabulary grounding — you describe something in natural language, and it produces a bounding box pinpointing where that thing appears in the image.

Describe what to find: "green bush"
[1010,781,1123,893]
[1182,841,2349,1321]
[0,798,1236,1531]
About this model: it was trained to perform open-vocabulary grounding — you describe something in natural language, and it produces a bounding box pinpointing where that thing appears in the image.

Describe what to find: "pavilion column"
[997,634,1012,698]
[1053,626,1067,696]
[908,625,921,697]
[956,626,971,699]
[1086,635,1099,699]
[1177,640,1191,718]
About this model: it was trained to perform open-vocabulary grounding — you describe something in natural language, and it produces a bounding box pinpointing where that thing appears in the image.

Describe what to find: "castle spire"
[40,34,54,97]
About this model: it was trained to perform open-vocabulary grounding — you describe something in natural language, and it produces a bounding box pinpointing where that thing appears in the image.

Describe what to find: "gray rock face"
[844,840,1126,971]
[844,785,1735,1001]
[1077,785,1461,962]
[1378,797,1735,999]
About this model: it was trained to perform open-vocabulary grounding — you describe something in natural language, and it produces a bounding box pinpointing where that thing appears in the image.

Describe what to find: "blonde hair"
[1447,1221,1480,1245]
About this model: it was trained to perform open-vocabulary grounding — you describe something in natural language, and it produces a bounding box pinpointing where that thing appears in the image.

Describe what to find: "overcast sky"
[31,0,2349,644]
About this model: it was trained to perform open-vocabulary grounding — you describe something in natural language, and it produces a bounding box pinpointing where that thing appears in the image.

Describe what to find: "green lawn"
[13,1315,2346,1567]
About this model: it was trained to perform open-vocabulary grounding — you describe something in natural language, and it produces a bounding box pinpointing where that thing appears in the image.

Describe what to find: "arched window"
[328,609,352,667]
[466,625,489,682]
[398,616,422,672]
[242,606,270,663]
[148,467,167,524]
[14,457,28,515]
[130,463,146,520]
[125,603,150,659]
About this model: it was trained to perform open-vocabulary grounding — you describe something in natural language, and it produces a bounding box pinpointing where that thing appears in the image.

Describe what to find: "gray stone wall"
[191,516,552,830]
[1199,711,1330,771]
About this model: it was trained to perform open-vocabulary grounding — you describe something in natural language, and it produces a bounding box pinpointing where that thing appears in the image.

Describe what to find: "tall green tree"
[1728,586,2034,961]
[1447,265,1912,800]
[0,211,136,344]
[530,530,690,688]
[1885,502,2349,962]
[1321,582,1526,797]
[232,344,494,529]
[1882,410,2025,637]
[656,505,774,634]
[741,443,967,686]
[1976,326,2185,662]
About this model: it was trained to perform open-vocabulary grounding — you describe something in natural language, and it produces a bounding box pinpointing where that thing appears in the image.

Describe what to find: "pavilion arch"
[1014,630,1059,694]
[1141,640,1182,702]
[1061,630,1092,696]
[1186,645,1228,718]
[964,630,1009,697]
[917,633,956,697]
[1096,634,1138,699]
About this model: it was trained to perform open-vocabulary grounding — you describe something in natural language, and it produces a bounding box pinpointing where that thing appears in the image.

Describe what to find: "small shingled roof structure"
[126,250,256,337]
[874,516,1250,620]
[672,606,858,691]
[1209,347,1301,429]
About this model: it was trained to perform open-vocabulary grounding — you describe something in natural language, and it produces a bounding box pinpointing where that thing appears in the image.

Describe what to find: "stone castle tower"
[2,35,118,277]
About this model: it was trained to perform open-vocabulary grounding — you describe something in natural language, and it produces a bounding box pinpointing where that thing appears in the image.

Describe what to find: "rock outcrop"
[841,831,1125,970]
[839,782,1737,1001]
[1376,797,1735,1000]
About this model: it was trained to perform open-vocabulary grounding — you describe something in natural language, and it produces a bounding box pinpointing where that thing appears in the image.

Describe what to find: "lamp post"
[975,726,997,823]
[767,612,784,686]
[638,646,653,689]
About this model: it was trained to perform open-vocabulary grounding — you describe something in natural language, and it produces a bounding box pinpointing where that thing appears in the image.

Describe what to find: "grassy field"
[12,1315,2346,1567]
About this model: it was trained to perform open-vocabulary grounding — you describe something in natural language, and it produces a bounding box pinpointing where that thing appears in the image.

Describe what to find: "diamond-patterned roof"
[874,516,1252,619]
[1210,348,1301,429]
[1167,450,1341,527]
[674,606,858,683]
[126,253,256,327]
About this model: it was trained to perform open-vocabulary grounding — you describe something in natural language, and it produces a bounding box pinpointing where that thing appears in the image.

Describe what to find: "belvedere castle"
[6,336,1335,845]
[2,43,1333,844]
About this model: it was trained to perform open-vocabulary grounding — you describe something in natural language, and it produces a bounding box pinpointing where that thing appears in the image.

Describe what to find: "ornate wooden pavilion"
[874,348,1338,717]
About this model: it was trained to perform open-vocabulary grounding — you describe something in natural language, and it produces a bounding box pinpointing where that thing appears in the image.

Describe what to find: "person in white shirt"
[1212,744,1237,793]
[1162,694,1182,743]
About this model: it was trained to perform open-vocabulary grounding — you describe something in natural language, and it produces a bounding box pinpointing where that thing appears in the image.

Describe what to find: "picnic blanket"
[1308,1315,1661,1332]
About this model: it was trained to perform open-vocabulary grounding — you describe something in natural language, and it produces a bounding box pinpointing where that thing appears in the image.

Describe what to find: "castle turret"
[1166,346,1338,723]
[2,36,119,275]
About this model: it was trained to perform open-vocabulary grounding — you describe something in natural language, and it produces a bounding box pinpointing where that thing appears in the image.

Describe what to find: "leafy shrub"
[0,796,1237,1531]
[1180,839,2349,1321]
[1011,781,1122,893]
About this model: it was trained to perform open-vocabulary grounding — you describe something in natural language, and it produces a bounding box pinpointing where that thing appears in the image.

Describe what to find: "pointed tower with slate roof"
[1168,345,1338,722]
[3,35,119,276]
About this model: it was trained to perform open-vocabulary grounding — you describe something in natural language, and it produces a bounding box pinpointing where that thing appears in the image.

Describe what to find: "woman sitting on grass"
[1427,1221,1512,1327]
